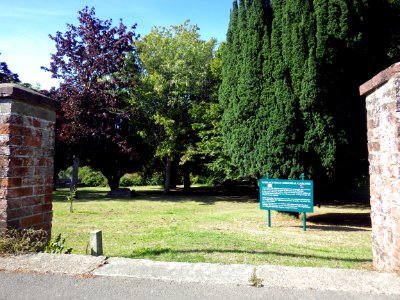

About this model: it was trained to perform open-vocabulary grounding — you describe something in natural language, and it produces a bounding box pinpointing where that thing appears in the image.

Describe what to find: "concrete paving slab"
[94,258,254,285]
[94,257,400,295]
[1,253,399,296]
[256,265,400,295]
[0,253,106,275]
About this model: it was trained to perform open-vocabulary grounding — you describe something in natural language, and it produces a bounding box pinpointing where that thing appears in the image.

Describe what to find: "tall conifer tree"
[220,0,400,190]
[259,0,303,179]
[228,0,249,175]
[221,0,270,179]
[220,0,240,179]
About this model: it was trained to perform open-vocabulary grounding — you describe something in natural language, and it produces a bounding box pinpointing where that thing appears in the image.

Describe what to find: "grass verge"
[52,187,372,269]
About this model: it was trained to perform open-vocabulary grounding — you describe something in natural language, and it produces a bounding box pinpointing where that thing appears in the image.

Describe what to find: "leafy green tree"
[136,21,216,193]
[190,43,232,180]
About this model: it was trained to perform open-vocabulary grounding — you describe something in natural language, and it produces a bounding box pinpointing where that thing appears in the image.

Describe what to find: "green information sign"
[259,177,314,231]
[259,179,314,213]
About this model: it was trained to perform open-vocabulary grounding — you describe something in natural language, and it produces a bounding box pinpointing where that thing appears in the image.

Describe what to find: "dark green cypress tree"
[312,0,382,188]
[219,0,240,179]
[257,0,304,179]
[255,0,272,176]
[286,0,338,182]
[301,0,398,188]
[311,0,356,188]
[232,0,270,178]
[219,1,238,110]
[220,0,400,189]
[220,0,270,179]
[228,0,249,176]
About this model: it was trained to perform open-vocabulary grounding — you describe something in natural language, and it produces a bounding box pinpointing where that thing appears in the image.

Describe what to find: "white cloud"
[0,5,73,19]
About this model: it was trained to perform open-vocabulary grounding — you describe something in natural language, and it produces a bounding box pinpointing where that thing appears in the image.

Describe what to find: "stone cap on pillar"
[0,83,58,110]
[360,62,400,96]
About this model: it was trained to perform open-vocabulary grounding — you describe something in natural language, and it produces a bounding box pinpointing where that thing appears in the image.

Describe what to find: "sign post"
[259,174,313,231]
[268,209,271,228]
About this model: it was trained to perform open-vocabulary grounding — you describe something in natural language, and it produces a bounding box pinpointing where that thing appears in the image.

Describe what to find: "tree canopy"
[40,2,400,193]
[190,43,233,180]
[44,6,149,190]
[0,53,20,83]
[136,21,216,193]
[220,0,400,192]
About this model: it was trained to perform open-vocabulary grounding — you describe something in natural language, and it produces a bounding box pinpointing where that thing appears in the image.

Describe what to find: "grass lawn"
[52,186,373,270]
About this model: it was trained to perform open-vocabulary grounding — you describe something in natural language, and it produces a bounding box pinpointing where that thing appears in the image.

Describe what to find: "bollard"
[90,230,103,256]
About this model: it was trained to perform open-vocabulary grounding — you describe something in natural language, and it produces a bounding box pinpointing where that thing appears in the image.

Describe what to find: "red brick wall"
[0,84,56,237]
[360,63,400,272]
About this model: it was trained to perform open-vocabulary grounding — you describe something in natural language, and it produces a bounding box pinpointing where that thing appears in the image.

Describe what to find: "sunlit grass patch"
[52,187,372,269]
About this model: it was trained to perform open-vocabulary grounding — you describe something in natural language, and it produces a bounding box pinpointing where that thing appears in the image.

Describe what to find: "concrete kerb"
[0,253,399,296]
[94,258,400,295]
[0,253,107,275]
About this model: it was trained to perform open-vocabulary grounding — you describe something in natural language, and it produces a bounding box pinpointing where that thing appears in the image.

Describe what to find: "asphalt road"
[1,272,398,300]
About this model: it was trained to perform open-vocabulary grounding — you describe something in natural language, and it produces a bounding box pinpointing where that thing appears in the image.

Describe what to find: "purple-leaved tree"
[44,6,148,190]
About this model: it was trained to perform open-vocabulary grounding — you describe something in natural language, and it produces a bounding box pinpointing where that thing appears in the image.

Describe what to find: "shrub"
[0,229,48,254]
[58,167,72,179]
[120,174,143,187]
[78,166,108,187]
[145,174,164,186]
[58,166,108,187]
[190,175,209,185]
[120,173,164,186]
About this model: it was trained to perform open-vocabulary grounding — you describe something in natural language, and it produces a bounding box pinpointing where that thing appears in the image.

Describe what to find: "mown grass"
[52,186,373,270]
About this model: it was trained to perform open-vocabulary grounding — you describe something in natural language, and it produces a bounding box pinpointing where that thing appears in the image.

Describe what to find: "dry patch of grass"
[52,187,372,269]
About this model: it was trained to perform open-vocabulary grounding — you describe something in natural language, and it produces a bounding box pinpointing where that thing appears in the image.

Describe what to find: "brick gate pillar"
[360,63,400,272]
[0,84,57,237]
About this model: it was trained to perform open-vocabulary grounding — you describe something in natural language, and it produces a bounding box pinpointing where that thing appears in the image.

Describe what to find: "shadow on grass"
[126,247,371,264]
[53,185,373,209]
[53,189,109,202]
[53,187,259,205]
[307,213,371,229]
[303,225,370,232]
[138,185,260,205]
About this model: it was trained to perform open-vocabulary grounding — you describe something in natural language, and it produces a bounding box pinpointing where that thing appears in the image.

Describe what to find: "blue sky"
[0,0,233,89]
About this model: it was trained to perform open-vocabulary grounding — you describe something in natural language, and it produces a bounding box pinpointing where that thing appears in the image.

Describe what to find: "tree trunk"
[53,166,59,191]
[169,160,178,189]
[70,156,79,197]
[107,175,121,191]
[183,163,191,193]
[164,156,172,194]
[141,165,149,186]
